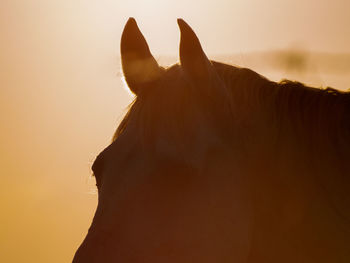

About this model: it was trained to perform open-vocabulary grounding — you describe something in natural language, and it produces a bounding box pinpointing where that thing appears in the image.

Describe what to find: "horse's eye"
[92,155,104,187]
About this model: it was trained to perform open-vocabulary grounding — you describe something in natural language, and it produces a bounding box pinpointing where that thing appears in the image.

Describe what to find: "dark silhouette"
[73,18,350,262]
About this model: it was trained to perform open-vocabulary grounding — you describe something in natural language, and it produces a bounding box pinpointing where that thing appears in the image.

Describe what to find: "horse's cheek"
[108,173,254,262]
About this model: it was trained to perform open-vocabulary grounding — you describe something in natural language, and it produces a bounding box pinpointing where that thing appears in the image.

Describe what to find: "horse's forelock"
[113,64,188,143]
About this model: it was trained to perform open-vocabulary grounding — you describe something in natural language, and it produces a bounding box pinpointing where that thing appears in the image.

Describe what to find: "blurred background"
[1,0,349,262]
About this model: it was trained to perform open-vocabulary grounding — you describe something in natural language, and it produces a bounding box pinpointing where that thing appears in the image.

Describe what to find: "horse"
[73,18,350,262]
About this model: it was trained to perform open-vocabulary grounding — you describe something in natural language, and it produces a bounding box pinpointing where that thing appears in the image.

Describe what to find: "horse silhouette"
[73,18,350,262]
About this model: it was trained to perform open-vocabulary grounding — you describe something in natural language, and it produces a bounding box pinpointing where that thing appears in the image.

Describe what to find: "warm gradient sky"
[1,0,349,262]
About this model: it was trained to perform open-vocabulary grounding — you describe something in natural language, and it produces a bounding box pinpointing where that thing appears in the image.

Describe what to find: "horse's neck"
[252,83,350,228]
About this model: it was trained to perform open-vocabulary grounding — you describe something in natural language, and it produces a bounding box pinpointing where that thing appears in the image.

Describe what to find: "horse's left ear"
[178,19,215,83]
[121,18,162,95]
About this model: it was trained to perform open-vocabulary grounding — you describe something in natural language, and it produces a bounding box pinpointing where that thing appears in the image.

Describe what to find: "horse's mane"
[109,62,350,223]
[113,62,350,159]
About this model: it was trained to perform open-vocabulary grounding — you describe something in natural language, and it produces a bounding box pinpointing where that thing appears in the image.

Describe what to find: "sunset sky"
[1,0,349,262]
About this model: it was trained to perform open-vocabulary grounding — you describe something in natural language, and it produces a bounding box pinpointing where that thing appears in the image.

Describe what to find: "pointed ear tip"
[125,17,137,28]
[177,18,186,28]
[121,17,140,45]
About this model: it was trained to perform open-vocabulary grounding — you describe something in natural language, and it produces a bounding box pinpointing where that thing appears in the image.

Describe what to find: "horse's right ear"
[178,19,214,83]
[121,18,162,95]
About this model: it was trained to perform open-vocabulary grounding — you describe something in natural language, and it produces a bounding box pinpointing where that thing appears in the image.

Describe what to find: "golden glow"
[1,0,349,262]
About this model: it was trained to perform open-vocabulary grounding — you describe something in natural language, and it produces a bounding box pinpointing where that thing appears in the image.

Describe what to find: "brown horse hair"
[113,62,349,157]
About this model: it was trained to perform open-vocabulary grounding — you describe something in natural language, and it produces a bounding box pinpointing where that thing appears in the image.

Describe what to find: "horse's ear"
[178,19,214,82]
[121,18,162,95]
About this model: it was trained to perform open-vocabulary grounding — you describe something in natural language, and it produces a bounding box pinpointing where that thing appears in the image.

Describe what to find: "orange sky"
[1,0,349,262]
